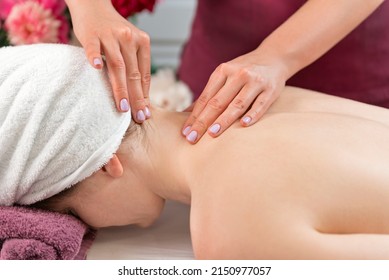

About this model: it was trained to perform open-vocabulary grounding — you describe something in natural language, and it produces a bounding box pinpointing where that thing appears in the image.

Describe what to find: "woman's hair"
[30,182,78,215]
[30,119,146,215]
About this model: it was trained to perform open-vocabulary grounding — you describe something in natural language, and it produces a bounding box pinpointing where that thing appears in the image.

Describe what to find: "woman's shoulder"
[270,86,389,124]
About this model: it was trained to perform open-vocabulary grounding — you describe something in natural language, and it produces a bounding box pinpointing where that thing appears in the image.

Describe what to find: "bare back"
[189,87,389,259]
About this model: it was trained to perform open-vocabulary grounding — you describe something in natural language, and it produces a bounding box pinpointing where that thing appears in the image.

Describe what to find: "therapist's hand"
[181,50,288,144]
[67,0,151,123]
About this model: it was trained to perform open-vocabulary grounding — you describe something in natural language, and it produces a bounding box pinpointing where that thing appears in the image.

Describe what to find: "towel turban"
[0,44,131,206]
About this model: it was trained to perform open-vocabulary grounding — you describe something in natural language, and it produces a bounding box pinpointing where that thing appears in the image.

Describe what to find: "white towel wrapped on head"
[0,44,131,206]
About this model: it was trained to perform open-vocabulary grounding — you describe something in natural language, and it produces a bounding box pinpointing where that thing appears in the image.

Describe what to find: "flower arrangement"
[0,0,157,47]
[0,0,70,46]
[150,68,192,112]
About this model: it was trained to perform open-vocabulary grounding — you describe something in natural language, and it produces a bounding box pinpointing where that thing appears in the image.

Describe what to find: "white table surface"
[87,201,194,260]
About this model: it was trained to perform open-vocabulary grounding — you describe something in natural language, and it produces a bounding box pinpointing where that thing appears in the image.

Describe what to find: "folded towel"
[0,206,95,260]
[0,44,132,206]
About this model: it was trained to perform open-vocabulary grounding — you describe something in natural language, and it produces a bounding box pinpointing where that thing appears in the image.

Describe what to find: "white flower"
[149,68,193,112]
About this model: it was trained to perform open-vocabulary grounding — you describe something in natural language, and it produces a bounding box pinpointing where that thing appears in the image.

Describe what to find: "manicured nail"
[242,116,252,125]
[144,106,151,118]
[186,130,197,143]
[182,126,191,136]
[136,110,146,122]
[120,98,129,112]
[209,123,221,134]
[186,131,198,143]
[93,57,102,67]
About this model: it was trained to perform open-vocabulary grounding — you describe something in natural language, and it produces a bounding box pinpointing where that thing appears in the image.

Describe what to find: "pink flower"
[0,0,23,19]
[56,14,68,43]
[5,1,60,45]
[0,0,65,19]
[37,0,66,16]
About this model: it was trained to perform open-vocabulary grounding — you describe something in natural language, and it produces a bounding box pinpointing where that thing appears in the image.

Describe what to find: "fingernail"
[242,116,252,125]
[182,126,191,136]
[120,99,129,112]
[144,106,151,118]
[137,110,146,122]
[209,123,221,134]
[93,57,102,67]
[186,130,198,143]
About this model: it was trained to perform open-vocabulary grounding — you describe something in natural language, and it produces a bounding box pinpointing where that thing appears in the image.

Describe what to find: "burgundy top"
[178,0,389,108]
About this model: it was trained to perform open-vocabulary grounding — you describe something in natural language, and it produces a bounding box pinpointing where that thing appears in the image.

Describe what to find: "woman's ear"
[102,154,123,178]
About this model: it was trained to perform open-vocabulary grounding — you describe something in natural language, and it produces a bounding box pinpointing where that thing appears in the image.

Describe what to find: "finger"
[240,89,276,127]
[181,67,227,136]
[137,31,152,114]
[208,84,264,137]
[84,37,104,69]
[102,37,129,113]
[120,37,147,123]
[184,77,244,144]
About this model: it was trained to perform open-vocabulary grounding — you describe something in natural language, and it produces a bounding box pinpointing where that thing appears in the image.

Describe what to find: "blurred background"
[137,0,197,70]
[0,0,196,110]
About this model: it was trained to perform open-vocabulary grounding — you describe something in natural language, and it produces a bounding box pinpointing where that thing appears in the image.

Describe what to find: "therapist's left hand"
[181,50,288,144]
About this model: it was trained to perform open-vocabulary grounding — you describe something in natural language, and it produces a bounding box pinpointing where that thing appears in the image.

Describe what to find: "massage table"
[87,201,194,259]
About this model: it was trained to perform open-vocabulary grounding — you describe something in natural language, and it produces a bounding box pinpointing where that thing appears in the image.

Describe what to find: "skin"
[183,0,386,144]
[65,0,385,142]
[65,0,152,122]
[53,87,389,259]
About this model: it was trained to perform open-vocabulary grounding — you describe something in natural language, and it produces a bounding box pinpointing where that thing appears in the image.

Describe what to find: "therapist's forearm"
[256,0,385,80]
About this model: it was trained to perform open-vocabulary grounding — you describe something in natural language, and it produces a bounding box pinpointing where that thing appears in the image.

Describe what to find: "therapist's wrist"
[256,35,319,81]
[251,46,291,82]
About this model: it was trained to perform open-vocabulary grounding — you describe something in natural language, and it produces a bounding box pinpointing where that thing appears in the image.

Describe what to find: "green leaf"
[0,27,10,47]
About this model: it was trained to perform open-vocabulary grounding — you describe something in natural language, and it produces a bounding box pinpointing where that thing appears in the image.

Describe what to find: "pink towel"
[0,206,95,260]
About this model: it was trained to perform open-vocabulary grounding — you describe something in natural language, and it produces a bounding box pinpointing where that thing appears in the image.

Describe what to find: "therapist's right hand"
[66,0,152,123]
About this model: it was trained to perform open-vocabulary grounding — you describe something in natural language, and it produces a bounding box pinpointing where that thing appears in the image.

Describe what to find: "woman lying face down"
[2,45,389,260]
[36,87,389,260]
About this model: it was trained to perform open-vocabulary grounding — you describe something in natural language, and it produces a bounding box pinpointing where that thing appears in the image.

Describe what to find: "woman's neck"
[141,107,196,205]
